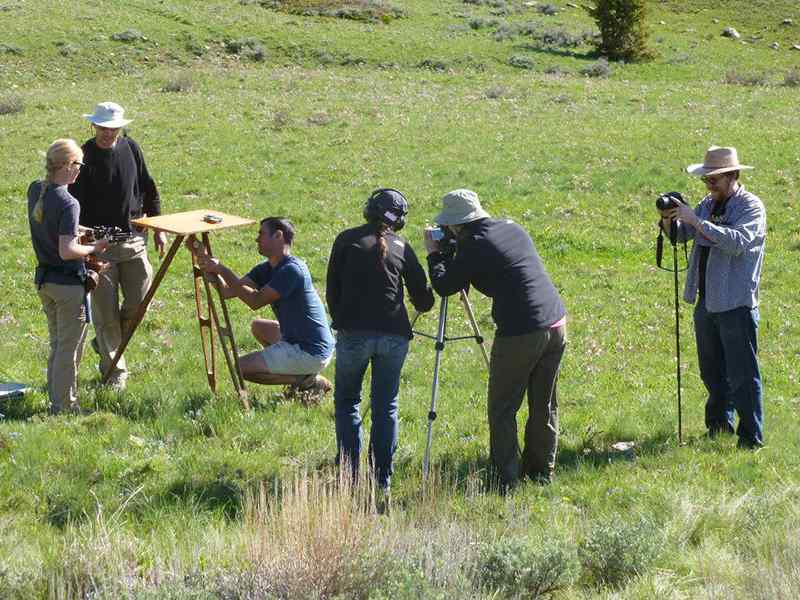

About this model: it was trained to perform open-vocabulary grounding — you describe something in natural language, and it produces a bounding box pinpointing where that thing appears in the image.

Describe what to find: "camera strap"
[655,224,688,272]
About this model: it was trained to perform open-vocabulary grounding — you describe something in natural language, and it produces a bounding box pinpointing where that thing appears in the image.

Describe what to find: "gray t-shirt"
[28,181,84,285]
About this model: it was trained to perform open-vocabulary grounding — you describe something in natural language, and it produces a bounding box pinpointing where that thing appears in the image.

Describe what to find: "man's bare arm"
[200,257,280,310]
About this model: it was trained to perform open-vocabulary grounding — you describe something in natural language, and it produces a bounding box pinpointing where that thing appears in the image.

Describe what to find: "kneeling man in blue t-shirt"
[195,217,335,395]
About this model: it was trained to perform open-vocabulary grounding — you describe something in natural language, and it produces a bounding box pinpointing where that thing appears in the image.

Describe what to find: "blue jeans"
[694,303,763,447]
[334,333,410,488]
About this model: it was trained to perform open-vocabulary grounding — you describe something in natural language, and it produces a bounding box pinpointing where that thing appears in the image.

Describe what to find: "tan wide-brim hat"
[83,101,132,128]
[434,189,491,226]
[686,146,753,176]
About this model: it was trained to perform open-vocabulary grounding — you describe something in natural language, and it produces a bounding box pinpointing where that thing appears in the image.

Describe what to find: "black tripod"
[656,219,689,444]
[413,289,490,480]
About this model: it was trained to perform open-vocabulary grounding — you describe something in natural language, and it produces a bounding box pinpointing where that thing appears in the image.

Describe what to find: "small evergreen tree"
[586,0,654,62]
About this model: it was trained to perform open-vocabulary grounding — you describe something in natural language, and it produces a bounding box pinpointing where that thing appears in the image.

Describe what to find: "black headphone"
[363,188,408,231]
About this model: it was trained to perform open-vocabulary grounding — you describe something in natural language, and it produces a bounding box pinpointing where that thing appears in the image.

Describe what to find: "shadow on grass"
[558,428,675,471]
[165,475,248,520]
[425,428,677,495]
[511,43,601,61]
[422,453,507,495]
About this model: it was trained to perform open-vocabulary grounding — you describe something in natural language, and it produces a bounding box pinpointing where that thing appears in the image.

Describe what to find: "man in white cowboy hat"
[423,189,567,489]
[69,101,166,389]
[659,146,766,448]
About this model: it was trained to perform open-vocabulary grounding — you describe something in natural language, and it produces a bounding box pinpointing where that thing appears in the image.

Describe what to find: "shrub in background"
[580,57,611,78]
[162,73,194,93]
[724,68,769,87]
[477,537,578,598]
[783,68,800,87]
[585,0,653,62]
[0,94,24,116]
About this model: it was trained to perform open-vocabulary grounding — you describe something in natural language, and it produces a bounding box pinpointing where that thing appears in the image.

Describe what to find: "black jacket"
[69,136,160,231]
[326,224,434,338]
[427,218,565,336]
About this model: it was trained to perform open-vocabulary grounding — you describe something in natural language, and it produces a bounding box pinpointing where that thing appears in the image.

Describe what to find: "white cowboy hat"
[686,146,753,176]
[433,189,491,226]
[83,101,132,128]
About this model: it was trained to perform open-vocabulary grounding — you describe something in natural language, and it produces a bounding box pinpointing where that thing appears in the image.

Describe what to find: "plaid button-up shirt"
[676,185,766,313]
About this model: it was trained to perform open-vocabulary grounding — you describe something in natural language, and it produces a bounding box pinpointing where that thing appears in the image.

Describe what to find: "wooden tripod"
[99,210,255,409]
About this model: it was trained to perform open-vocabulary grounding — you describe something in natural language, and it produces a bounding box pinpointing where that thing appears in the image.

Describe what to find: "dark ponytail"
[375,222,389,267]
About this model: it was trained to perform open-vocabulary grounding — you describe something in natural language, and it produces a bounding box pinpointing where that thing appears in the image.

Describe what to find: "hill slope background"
[1,1,800,597]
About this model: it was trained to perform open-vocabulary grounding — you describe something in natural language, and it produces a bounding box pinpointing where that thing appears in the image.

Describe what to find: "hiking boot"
[298,374,332,394]
[737,437,764,451]
[284,374,332,404]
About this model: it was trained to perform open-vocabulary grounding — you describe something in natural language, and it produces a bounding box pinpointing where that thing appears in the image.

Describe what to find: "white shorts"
[260,341,332,375]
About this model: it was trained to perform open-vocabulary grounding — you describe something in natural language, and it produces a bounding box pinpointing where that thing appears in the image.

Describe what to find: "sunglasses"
[72,160,85,168]
[700,174,727,185]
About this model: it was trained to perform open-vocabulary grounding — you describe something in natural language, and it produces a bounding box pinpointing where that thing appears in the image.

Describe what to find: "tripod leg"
[102,235,183,383]
[423,296,448,481]
[673,244,683,444]
[201,234,249,409]
[190,241,216,392]
[459,290,490,369]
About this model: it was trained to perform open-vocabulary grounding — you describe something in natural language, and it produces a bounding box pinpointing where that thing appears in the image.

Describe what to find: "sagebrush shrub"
[580,57,611,78]
[724,69,769,87]
[162,73,194,93]
[579,518,662,588]
[477,537,577,597]
[0,94,23,116]
[783,68,800,87]
[586,0,653,62]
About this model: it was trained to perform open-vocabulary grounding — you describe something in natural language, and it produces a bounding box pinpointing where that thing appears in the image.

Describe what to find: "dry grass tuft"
[243,471,382,597]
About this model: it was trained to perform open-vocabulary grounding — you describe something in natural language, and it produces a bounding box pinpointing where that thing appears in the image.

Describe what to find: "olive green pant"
[38,282,88,413]
[487,325,566,485]
[92,237,153,383]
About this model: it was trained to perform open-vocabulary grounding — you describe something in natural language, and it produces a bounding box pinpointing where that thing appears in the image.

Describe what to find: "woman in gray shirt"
[28,139,107,414]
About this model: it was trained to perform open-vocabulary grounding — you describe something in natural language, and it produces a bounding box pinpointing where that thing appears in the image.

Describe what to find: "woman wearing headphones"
[326,189,435,494]
[28,139,108,414]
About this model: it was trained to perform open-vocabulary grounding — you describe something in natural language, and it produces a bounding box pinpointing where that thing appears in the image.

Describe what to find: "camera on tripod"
[430,225,457,258]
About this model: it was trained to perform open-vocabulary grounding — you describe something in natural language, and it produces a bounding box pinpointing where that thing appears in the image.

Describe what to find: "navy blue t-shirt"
[245,255,334,359]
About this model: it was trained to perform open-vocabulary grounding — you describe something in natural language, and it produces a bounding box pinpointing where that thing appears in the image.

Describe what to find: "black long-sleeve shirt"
[69,136,160,231]
[326,224,435,338]
[427,218,565,337]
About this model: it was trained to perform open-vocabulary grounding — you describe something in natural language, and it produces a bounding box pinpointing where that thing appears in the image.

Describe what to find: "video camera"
[430,225,458,259]
[81,226,135,244]
[78,227,135,292]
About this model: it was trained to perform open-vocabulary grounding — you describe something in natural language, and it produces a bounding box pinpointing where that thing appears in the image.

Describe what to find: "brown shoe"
[285,374,332,405]
[300,374,332,394]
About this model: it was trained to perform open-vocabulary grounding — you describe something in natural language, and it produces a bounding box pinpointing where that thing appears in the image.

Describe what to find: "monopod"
[655,195,689,444]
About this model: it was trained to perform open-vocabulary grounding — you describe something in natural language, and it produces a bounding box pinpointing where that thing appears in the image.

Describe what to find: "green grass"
[2,0,800,597]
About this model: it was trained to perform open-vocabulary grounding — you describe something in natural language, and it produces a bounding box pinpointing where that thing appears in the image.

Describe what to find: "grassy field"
[1,0,800,597]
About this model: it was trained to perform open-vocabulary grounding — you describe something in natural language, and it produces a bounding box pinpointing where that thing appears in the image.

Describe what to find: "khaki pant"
[92,236,153,382]
[487,325,566,485]
[38,282,88,413]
